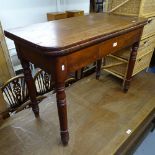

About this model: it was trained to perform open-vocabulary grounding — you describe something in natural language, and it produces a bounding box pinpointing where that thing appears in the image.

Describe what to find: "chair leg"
[96,59,102,80]
[80,68,84,79]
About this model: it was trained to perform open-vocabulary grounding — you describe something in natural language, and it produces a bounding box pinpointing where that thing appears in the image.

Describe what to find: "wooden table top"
[4,13,147,53]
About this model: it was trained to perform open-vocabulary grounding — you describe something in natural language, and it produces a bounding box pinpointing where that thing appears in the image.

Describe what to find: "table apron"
[67,28,142,73]
[15,28,142,77]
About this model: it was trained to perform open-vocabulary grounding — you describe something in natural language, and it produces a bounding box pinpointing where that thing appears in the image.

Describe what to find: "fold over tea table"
[5,13,147,145]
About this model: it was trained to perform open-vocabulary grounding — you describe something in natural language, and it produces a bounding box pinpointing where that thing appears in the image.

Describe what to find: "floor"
[134,67,155,155]
[0,71,155,155]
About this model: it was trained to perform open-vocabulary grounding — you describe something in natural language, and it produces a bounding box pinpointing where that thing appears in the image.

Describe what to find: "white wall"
[56,0,90,13]
[0,0,57,51]
[0,0,90,71]
[0,0,57,29]
[66,0,90,13]
[0,0,90,48]
[0,0,90,30]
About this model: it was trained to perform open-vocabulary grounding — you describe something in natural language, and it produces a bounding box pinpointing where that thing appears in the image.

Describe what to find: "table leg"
[123,42,139,92]
[20,59,39,117]
[75,69,83,80]
[75,71,78,80]
[80,67,84,79]
[55,82,69,146]
[96,59,102,79]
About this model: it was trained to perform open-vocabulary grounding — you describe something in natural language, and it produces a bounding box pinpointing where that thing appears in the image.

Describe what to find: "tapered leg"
[54,60,69,146]
[96,59,102,79]
[123,42,139,92]
[75,71,78,80]
[55,82,69,146]
[80,67,84,79]
[20,59,39,117]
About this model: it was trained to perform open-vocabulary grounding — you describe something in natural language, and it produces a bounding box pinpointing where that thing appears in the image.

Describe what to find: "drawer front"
[137,35,155,58]
[142,17,155,39]
[67,45,99,73]
[133,51,153,75]
[99,28,142,58]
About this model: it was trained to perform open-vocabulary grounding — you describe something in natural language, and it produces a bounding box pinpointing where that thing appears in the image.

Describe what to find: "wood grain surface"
[0,71,155,155]
[4,13,147,52]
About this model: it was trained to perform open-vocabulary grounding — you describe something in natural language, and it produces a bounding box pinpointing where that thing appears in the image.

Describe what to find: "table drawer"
[67,45,98,73]
[99,28,142,58]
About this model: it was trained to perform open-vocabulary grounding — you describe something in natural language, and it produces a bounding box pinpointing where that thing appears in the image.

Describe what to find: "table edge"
[4,20,147,56]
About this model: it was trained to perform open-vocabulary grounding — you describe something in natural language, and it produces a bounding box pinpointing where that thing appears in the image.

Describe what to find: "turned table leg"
[55,82,69,146]
[54,61,69,146]
[80,67,84,79]
[20,59,39,117]
[123,42,139,92]
[96,59,102,79]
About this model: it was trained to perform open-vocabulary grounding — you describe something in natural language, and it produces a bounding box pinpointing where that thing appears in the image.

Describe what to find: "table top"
[5,13,147,53]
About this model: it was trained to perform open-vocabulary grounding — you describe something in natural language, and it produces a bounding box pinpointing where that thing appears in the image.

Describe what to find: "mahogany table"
[4,13,147,145]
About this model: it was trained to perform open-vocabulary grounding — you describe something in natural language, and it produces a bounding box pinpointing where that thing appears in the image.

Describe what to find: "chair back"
[34,69,54,96]
[1,75,29,112]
